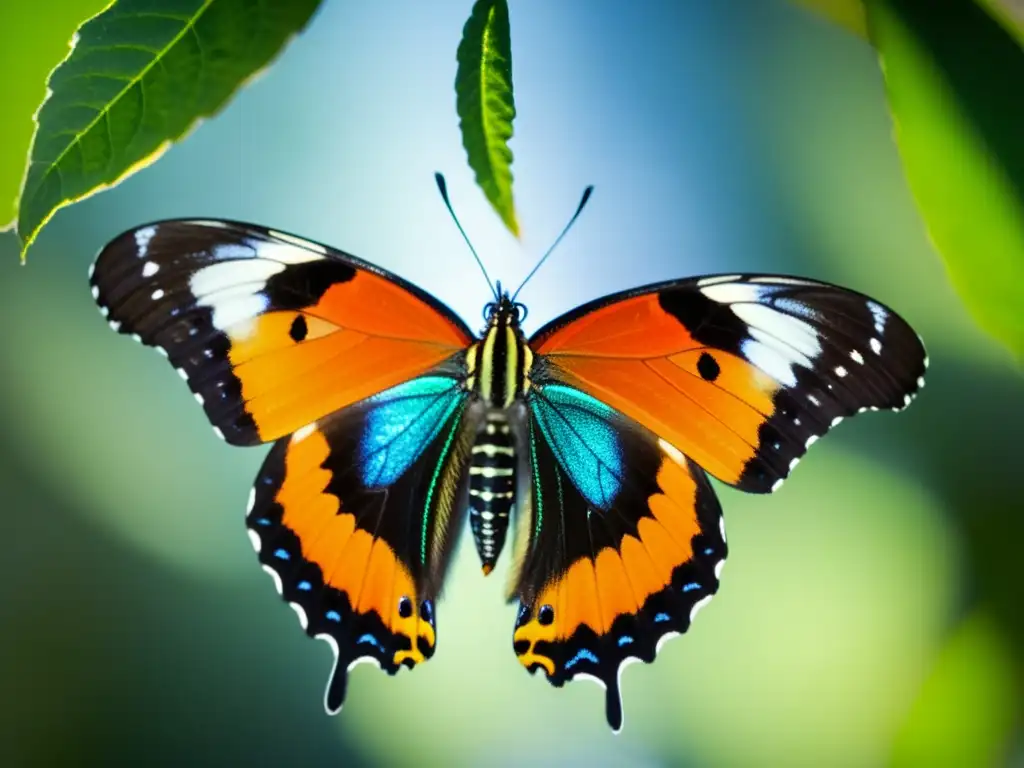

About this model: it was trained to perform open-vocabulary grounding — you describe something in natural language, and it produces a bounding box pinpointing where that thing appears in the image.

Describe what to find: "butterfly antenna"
[435,172,498,300]
[511,185,594,302]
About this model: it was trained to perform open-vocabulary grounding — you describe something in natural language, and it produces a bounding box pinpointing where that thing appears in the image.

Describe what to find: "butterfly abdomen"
[469,411,516,574]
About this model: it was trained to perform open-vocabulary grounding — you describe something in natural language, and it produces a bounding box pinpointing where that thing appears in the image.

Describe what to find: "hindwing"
[246,375,476,712]
[511,383,726,731]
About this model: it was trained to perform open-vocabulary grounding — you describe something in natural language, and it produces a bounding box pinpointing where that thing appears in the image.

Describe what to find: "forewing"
[530,275,927,492]
[90,220,474,445]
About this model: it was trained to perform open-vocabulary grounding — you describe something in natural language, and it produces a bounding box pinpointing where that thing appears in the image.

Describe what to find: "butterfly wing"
[530,275,927,493]
[90,220,474,445]
[248,375,478,712]
[510,383,726,732]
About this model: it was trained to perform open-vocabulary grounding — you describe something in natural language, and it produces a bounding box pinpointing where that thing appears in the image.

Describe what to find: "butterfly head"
[482,282,528,328]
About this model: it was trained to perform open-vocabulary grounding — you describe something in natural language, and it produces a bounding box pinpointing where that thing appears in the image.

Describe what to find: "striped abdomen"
[469,411,515,574]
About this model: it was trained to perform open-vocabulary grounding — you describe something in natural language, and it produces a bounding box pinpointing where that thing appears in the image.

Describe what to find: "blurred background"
[1,0,1021,765]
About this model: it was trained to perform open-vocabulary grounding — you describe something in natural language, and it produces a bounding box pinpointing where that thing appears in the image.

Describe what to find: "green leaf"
[456,0,518,237]
[8,0,322,260]
[867,0,1024,360]
[791,0,868,37]
[0,0,112,229]
[975,0,1024,46]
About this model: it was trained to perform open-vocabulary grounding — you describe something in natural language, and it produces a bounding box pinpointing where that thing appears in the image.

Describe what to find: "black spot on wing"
[697,352,720,381]
[88,221,358,446]
[658,276,927,493]
[515,459,727,732]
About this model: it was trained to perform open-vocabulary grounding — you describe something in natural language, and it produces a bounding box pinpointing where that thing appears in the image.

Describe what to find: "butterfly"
[88,181,926,732]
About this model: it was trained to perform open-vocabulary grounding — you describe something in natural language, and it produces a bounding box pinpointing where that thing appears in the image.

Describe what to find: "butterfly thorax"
[465,295,533,409]
[464,295,531,573]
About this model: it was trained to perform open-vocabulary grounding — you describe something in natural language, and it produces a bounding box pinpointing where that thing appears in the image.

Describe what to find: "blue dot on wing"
[274,548,290,560]
[655,612,670,623]
[617,635,634,647]
[326,610,341,622]
[565,648,599,670]
[297,580,312,591]
[682,582,700,592]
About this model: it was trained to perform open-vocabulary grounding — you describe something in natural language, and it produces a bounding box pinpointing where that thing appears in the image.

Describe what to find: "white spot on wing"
[689,595,713,623]
[316,633,343,714]
[176,367,188,381]
[246,487,256,514]
[870,337,883,355]
[212,427,225,440]
[255,239,325,264]
[741,335,798,387]
[292,423,317,443]
[267,230,328,256]
[754,276,810,285]
[151,289,164,301]
[771,478,784,492]
[866,300,888,334]
[347,656,382,673]
[261,564,283,595]
[213,243,256,260]
[190,259,283,298]
[290,602,309,630]
[135,226,157,258]
[734,303,822,359]
[835,365,847,377]
[211,293,270,332]
[247,529,261,552]
[108,320,121,332]
[91,285,100,300]
[714,559,725,580]
[142,261,159,278]
[701,282,770,304]
[696,274,742,287]
[655,630,681,654]
[850,349,864,364]
[658,438,685,465]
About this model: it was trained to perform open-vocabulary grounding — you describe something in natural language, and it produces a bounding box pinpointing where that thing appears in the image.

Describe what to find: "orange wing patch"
[89,220,475,446]
[512,440,726,731]
[533,294,781,485]
[227,270,471,442]
[246,416,451,714]
[267,428,436,671]
[531,278,928,494]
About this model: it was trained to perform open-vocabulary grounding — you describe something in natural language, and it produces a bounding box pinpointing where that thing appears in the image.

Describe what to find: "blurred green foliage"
[0,0,109,227]
[868,0,1024,360]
